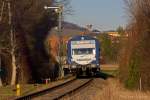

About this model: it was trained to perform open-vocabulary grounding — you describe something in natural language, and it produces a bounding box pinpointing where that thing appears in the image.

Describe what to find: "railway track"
[15,78,93,100]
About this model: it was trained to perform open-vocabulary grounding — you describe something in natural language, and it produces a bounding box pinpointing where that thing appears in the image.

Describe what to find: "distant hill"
[49,21,102,37]
[62,22,86,31]
[50,22,86,36]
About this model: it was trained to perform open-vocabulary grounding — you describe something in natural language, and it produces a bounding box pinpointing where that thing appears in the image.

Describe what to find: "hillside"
[50,22,102,36]
[50,22,86,36]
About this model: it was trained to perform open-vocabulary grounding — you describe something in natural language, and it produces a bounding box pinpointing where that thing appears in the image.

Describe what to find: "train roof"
[68,35,99,42]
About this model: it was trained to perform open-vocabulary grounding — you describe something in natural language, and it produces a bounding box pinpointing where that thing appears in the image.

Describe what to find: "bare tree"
[120,0,150,90]
[0,0,71,84]
[0,0,17,85]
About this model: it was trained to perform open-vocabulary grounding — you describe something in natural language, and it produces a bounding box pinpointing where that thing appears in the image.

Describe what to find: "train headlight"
[91,64,96,68]
[72,65,76,68]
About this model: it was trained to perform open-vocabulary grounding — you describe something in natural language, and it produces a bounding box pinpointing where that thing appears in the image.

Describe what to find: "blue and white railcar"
[67,35,100,76]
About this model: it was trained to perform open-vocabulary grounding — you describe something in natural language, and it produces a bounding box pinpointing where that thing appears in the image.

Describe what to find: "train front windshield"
[73,48,95,55]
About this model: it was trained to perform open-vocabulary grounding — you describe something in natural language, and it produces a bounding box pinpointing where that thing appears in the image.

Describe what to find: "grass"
[0,76,75,100]
[101,70,119,77]
[0,84,44,99]
[100,64,119,77]
[63,78,150,100]
[93,79,150,100]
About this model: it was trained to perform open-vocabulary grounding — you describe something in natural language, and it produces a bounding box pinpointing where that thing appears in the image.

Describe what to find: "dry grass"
[62,79,150,100]
[93,79,150,100]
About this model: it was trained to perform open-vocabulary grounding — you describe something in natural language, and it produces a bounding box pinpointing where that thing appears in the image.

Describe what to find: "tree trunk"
[0,50,2,86]
[0,78,2,86]
[10,49,17,85]
[8,2,17,85]
[10,29,17,85]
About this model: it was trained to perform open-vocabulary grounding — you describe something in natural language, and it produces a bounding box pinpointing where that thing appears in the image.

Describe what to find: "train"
[65,35,100,76]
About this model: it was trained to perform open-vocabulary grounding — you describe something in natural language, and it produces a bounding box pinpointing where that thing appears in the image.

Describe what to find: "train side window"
[72,50,74,55]
[93,49,96,54]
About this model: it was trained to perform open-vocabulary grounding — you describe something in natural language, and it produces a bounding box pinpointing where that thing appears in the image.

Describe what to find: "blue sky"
[65,0,127,31]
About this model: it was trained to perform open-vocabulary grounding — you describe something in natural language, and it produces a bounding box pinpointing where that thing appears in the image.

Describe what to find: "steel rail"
[32,78,93,100]
[15,77,76,100]
[54,78,93,100]
[15,78,93,100]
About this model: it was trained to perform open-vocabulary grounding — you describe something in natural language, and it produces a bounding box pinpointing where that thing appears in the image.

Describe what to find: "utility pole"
[44,5,64,78]
[86,24,92,34]
[58,5,64,78]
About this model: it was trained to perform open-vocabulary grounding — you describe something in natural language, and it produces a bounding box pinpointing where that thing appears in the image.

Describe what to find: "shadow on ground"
[77,71,114,80]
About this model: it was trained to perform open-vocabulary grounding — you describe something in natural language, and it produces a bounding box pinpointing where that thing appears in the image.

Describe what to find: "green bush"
[125,50,140,89]
[98,33,120,63]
